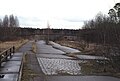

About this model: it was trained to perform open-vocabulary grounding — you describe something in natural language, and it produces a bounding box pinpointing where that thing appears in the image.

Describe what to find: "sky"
[0,0,119,29]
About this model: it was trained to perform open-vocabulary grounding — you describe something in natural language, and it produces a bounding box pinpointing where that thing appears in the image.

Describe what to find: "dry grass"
[56,40,84,51]
[56,40,96,54]
[32,42,37,53]
[0,39,28,52]
[21,54,34,81]
[21,54,41,81]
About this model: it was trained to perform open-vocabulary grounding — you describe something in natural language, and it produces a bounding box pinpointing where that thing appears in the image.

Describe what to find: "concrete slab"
[9,57,22,61]
[0,79,13,81]
[76,55,108,60]
[0,66,20,74]
[45,76,120,81]
[0,74,18,81]
[2,61,21,67]
[18,42,32,53]
[36,41,65,54]
[36,54,73,59]
[12,53,23,57]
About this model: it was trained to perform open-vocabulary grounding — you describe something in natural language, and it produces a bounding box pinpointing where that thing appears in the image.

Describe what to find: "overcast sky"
[0,0,119,29]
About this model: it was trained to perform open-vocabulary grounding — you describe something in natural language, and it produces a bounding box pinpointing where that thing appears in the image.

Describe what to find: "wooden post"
[5,51,7,61]
[13,46,15,54]
[0,55,1,67]
[10,48,12,58]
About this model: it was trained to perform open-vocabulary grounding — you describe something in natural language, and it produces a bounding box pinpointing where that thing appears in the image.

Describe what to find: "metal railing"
[0,46,15,67]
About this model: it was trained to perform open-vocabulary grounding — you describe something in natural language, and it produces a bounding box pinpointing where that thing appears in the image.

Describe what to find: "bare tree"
[15,16,19,27]
[0,19,2,27]
[3,15,9,27]
[9,14,15,27]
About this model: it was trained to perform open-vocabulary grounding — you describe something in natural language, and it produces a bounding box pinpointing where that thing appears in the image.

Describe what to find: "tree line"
[0,14,20,41]
[80,3,120,71]
[81,3,120,46]
[0,14,19,27]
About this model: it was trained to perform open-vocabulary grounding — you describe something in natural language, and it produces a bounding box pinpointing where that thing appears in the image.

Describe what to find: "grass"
[56,40,95,54]
[0,39,28,52]
[31,42,37,53]
[21,54,33,81]
[21,53,41,81]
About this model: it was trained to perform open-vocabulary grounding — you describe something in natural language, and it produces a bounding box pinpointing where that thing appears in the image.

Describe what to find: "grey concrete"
[0,74,18,81]
[0,52,23,74]
[0,79,16,81]
[45,76,120,81]
[12,53,24,57]
[2,61,21,67]
[36,40,65,54]
[37,58,81,75]
[0,66,20,74]
[76,55,108,60]
[50,41,80,53]
[9,57,22,61]
[18,41,33,53]
[36,54,73,59]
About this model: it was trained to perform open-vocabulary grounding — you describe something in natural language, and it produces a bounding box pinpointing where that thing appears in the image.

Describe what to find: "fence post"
[10,48,12,58]
[0,55,1,67]
[13,46,15,53]
[5,51,7,61]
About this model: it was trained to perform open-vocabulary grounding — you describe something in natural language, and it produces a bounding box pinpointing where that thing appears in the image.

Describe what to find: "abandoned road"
[2,40,119,81]
[35,40,120,81]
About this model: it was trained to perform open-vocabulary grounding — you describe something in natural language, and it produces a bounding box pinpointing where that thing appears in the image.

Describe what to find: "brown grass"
[0,39,28,52]
[21,53,41,81]
[56,40,96,54]
[31,42,37,53]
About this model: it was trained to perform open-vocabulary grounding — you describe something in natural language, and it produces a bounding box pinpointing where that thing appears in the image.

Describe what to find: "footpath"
[18,41,45,81]
[0,41,44,81]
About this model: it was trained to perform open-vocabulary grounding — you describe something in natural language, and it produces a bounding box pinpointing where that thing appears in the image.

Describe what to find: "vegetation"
[55,3,120,76]
[80,3,120,74]
[1,14,19,27]
[81,3,120,45]
[0,3,120,76]
[32,41,37,53]
[21,54,35,81]
[0,39,28,52]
